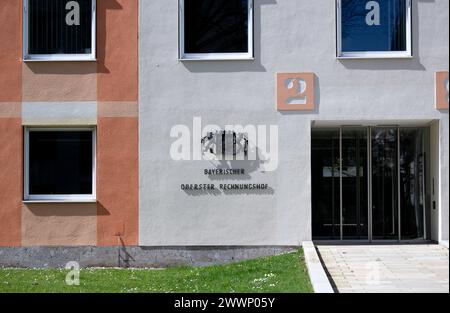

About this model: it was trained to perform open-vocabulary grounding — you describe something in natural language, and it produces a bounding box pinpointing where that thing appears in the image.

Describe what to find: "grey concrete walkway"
[317,244,449,293]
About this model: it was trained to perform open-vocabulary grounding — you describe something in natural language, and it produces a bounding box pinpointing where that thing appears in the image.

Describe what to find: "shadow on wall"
[118,236,135,268]
[183,146,276,197]
[183,187,275,197]
[182,0,277,73]
[97,202,112,217]
[339,0,435,71]
[204,153,265,180]
[25,0,124,75]
[222,187,275,196]
[21,202,99,246]
[24,202,100,217]
[25,62,98,75]
[96,0,123,74]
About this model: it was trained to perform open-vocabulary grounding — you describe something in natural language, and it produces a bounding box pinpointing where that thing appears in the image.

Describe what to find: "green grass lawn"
[0,249,312,293]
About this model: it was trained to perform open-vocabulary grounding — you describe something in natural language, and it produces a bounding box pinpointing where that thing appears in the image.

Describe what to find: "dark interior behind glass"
[28,0,92,55]
[312,127,427,241]
[184,0,249,54]
[311,129,341,239]
[29,131,93,195]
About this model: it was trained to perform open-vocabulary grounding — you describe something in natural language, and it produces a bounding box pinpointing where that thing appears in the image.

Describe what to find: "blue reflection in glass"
[341,0,407,52]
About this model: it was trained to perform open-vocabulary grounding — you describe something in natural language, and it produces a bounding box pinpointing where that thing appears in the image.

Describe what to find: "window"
[24,128,96,202]
[337,0,412,58]
[179,0,253,60]
[23,0,96,61]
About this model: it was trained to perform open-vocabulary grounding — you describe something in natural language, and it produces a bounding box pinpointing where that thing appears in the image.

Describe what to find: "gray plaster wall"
[139,0,449,245]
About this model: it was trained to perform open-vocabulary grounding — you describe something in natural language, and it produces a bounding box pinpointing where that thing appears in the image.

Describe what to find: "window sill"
[179,52,254,61]
[23,58,97,62]
[337,54,413,60]
[180,57,255,61]
[23,55,97,62]
[23,199,97,204]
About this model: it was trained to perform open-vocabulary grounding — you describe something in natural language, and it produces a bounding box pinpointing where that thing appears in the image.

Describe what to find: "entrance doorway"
[311,127,428,241]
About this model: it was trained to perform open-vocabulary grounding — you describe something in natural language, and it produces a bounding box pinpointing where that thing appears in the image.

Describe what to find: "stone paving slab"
[317,245,449,293]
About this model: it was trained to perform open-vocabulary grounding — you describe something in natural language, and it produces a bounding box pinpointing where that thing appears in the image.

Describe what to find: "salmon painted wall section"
[0,0,21,102]
[0,1,139,247]
[20,0,97,247]
[22,63,97,102]
[21,203,97,246]
[97,0,138,102]
[97,117,139,246]
[96,0,139,246]
[436,71,449,110]
[0,118,22,246]
[0,1,22,247]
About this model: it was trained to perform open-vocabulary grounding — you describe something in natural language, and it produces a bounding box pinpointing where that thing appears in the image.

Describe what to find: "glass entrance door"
[399,129,426,240]
[312,126,427,241]
[342,128,368,240]
[311,129,341,240]
[371,128,399,240]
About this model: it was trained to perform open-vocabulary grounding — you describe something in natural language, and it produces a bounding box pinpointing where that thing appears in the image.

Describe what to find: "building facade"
[0,0,138,249]
[0,0,448,266]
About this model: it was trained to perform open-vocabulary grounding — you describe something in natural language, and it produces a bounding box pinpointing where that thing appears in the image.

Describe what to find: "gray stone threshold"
[0,246,297,268]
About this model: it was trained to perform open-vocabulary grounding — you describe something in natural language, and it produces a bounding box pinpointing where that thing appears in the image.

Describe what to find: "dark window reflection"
[312,129,341,240]
[400,129,426,240]
[29,131,93,195]
[312,127,427,241]
[184,0,249,54]
[341,0,407,52]
[342,129,368,240]
[371,128,399,240]
[29,0,92,55]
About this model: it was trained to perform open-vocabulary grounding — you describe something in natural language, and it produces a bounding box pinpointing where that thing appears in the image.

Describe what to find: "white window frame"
[336,0,412,59]
[22,0,97,62]
[24,127,97,203]
[179,0,254,61]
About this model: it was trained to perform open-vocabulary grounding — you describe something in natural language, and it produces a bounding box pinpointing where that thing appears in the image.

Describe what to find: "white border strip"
[302,241,334,293]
